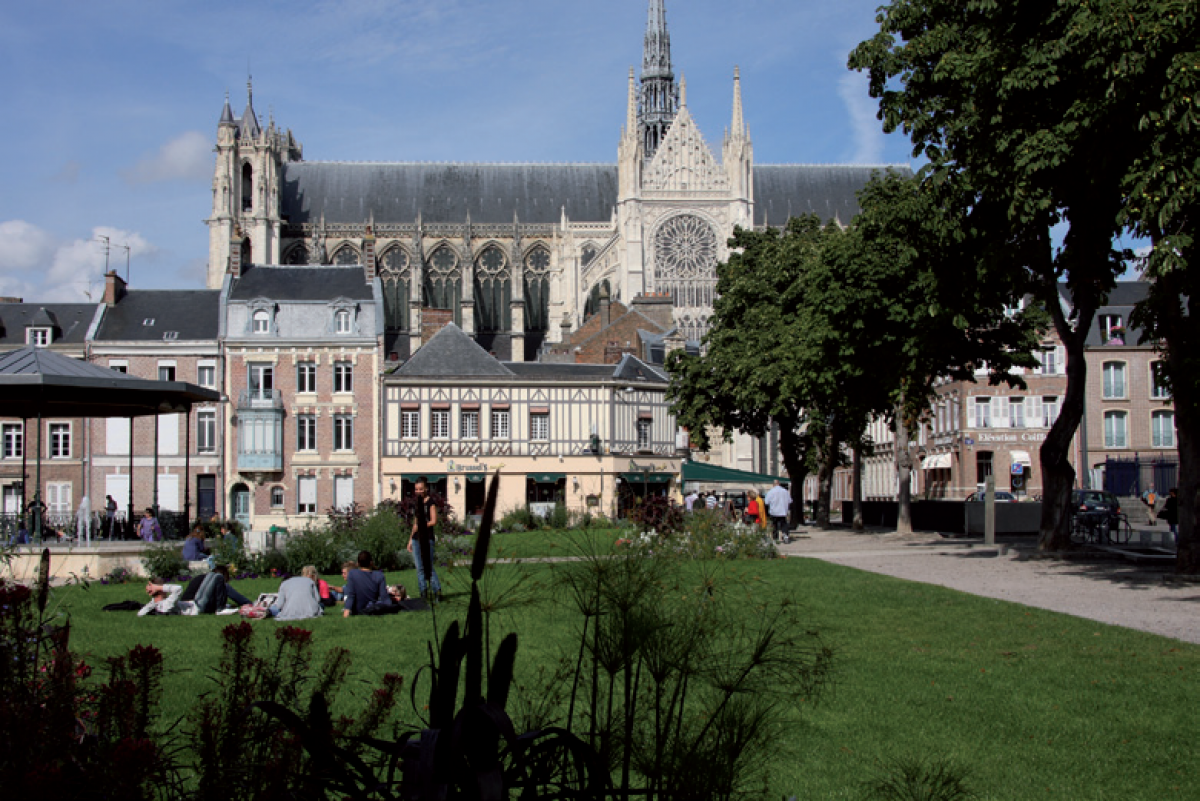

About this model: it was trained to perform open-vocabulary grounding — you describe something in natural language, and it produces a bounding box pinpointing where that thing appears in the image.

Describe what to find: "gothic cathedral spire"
[639,0,678,160]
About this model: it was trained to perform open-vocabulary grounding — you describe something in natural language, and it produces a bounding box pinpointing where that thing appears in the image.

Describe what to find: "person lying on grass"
[140,565,251,616]
[342,550,392,617]
[263,566,324,621]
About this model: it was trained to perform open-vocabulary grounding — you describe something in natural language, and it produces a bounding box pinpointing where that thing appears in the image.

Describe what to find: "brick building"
[221,262,381,530]
[0,300,100,528]
[88,273,223,525]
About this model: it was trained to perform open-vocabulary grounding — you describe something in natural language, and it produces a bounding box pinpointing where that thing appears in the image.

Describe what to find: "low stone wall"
[4,542,181,585]
[842,500,1043,535]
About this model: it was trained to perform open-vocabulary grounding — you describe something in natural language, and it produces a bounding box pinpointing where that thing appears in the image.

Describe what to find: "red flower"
[274,626,313,647]
[222,621,256,646]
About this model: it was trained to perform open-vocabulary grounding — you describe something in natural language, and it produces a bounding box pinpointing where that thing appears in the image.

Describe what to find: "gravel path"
[778,527,1200,644]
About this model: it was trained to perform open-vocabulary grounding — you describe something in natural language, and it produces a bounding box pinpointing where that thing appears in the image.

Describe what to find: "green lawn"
[486,526,626,559]
[54,555,1199,800]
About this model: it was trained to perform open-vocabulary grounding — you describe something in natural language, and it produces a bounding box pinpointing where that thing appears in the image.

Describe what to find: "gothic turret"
[639,0,678,160]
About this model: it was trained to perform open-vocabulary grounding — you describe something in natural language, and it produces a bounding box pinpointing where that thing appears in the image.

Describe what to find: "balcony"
[236,389,284,472]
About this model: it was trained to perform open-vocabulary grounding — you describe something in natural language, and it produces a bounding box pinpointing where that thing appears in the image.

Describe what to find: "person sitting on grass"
[342,550,391,617]
[265,566,324,621]
[139,579,186,616]
[181,528,208,562]
[325,560,356,606]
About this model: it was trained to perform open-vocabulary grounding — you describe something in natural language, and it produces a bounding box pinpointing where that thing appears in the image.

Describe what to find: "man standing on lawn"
[407,479,442,601]
[765,480,791,544]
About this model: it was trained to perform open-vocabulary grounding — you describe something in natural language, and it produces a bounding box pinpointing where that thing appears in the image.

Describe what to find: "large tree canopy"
[850,0,1142,551]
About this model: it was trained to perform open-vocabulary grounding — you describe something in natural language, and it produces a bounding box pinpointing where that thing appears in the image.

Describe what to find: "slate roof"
[1057,281,1155,347]
[0,303,97,346]
[752,164,911,226]
[282,163,619,226]
[279,161,909,227]
[612,353,669,383]
[395,323,515,378]
[94,291,220,342]
[506,363,620,381]
[229,265,373,301]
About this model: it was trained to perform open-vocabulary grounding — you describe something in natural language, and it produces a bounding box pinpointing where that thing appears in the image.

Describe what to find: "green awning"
[401,473,446,483]
[621,473,673,484]
[527,473,566,483]
[680,462,789,486]
[466,474,486,483]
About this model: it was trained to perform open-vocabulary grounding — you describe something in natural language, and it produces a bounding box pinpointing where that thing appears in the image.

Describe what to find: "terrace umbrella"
[0,347,222,540]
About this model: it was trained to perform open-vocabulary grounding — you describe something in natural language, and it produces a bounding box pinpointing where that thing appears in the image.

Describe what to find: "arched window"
[333,246,359,265]
[474,245,511,333]
[252,310,270,334]
[334,309,352,334]
[524,246,551,333]
[283,244,309,265]
[379,248,410,332]
[241,163,253,212]
[423,245,462,324]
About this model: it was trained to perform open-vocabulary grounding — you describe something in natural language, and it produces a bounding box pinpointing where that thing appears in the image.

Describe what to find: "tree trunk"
[852,443,864,531]
[1144,272,1200,573]
[815,424,837,529]
[895,405,913,535]
[1038,333,1085,551]
[779,422,809,528]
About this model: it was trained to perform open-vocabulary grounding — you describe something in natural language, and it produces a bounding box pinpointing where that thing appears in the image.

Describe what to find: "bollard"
[984,475,995,546]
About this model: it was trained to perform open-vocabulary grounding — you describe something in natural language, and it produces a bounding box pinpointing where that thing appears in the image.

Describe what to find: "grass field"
[52,547,1200,800]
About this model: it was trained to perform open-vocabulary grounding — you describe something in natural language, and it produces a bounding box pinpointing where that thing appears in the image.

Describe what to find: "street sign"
[964,437,975,445]
[1011,463,1024,475]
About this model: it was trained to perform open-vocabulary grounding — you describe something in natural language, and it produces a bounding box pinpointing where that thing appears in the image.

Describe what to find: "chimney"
[631,291,674,330]
[420,308,453,344]
[103,271,127,306]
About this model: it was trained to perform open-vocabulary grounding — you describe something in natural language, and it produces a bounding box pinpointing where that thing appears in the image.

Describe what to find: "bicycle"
[1070,510,1133,546]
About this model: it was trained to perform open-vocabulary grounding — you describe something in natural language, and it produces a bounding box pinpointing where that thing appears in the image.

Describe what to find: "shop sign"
[976,432,1048,444]
[446,460,489,473]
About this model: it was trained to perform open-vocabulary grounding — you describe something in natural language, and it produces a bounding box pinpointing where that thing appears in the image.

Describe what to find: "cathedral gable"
[642,108,728,193]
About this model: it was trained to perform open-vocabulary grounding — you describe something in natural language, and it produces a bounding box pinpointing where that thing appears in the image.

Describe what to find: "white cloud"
[837,70,885,164]
[0,221,159,302]
[122,131,212,184]
[0,220,57,273]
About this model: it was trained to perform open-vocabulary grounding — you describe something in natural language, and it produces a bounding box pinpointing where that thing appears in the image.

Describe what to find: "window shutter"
[1027,397,1043,428]
[300,477,317,506]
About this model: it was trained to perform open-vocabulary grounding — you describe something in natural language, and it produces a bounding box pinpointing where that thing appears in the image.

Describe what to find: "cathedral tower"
[206,80,302,288]
[639,0,678,159]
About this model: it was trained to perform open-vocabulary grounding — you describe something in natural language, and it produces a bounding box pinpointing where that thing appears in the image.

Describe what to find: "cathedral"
[206,0,887,363]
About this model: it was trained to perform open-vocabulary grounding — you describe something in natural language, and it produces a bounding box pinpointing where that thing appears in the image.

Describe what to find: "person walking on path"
[407,480,443,601]
[1162,488,1179,541]
[765,480,792,544]
[1142,486,1159,525]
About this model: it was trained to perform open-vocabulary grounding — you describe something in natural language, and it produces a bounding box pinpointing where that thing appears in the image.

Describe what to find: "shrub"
[140,542,187,581]
[499,506,538,532]
[240,547,289,577]
[279,527,345,575]
[626,494,685,536]
[546,502,571,530]
[101,565,139,585]
[351,506,411,570]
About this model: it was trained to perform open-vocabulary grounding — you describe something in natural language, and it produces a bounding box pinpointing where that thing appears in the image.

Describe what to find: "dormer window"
[27,327,51,347]
[143,318,156,327]
[329,299,357,335]
[335,309,352,334]
[252,310,271,334]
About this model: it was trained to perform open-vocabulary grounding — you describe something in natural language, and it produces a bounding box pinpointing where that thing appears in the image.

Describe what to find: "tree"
[829,173,1040,532]
[666,217,832,527]
[1120,3,1200,571]
[850,0,1139,550]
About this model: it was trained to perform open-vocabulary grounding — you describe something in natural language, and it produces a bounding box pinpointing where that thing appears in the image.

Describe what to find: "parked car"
[1071,489,1121,516]
[964,490,1017,502]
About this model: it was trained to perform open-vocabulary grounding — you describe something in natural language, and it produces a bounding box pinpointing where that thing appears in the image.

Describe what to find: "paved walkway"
[776,526,1200,644]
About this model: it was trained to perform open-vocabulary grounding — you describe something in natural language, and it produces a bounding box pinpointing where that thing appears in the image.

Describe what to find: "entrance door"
[197,475,216,521]
[231,484,251,530]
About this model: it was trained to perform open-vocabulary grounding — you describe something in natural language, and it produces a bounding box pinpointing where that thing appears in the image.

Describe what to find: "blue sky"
[0,0,915,302]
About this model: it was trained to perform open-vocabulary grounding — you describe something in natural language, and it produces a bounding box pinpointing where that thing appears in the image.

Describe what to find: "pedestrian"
[407,479,443,601]
[685,489,699,511]
[704,492,718,510]
[138,507,162,542]
[1162,488,1179,542]
[105,494,118,539]
[1141,485,1158,525]
[764,480,792,544]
